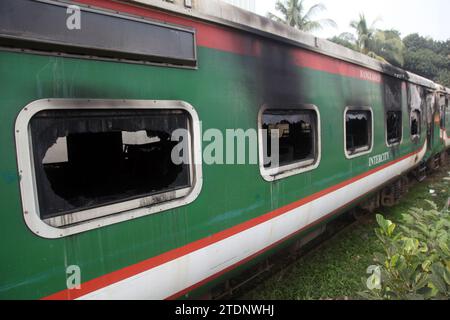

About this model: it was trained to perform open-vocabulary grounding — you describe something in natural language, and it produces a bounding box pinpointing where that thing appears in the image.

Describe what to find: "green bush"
[360,201,450,300]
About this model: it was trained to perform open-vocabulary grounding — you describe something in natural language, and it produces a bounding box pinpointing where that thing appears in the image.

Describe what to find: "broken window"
[345,110,372,156]
[262,109,318,169]
[411,110,421,137]
[386,111,402,145]
[447,96,450,130]
[29,109,191,221]
[441,107,446,129]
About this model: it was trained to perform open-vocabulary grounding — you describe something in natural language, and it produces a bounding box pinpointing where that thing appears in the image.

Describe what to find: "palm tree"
[349,13,380,54]
[336,14,405,66]
[268,0,336,32]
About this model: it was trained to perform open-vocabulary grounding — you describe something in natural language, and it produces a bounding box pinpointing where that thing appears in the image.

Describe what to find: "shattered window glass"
[386,111,402,145]
[262,109,317,168]
[411,110,421,137]
[29,109,191,220]
[346,110,372,155]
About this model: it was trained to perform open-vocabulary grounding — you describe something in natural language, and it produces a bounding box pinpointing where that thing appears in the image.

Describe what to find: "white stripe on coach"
[79,143,426,300]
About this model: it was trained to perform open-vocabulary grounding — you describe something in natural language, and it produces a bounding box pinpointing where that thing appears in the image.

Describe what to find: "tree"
[329,14,404,67]
[438,70,450,87]
[329,32,357,51]
[371,30,405,67]
[403,33,449,56]
[403,34,450,86]
[349,13,379,55]
[326,16,450,86]
[268,0,336,32]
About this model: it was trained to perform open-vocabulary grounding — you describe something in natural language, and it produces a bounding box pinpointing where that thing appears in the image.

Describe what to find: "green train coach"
[0,0,449,300]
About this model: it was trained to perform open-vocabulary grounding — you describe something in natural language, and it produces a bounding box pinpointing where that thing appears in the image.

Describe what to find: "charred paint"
[258,42,307,107]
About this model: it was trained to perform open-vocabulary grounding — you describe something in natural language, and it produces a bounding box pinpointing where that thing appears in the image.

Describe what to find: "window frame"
[446,94,450,135]
[410,109,421,140]
[343,106,374,159]
[15,99,203,239]
[385,110,403,147]
[258,104,321,182]
[439,94,447,130]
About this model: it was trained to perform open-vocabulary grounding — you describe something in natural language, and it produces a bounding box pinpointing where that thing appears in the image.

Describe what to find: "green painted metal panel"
[0,47,427,299]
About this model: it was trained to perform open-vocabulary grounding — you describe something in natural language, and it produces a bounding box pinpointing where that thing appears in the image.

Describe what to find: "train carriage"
[0,0,449,299]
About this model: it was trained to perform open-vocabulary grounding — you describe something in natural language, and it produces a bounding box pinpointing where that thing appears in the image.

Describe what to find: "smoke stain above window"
[262,109,318,169]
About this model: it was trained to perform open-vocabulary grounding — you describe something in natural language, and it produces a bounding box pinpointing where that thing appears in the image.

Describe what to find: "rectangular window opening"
[29,109,192,221]
[386,111,402,145]
[410,110,421,137]
[262,109,318,170]
[345,110,372,156]
[440,104,446,130]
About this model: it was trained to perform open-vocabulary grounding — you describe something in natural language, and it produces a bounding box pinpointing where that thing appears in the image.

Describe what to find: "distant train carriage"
[0,0,449,299]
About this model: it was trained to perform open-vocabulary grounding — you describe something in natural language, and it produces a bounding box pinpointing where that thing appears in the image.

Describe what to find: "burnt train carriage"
[0,0,449,299]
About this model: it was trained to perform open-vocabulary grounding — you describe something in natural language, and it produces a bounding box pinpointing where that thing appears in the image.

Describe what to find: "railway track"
[209,161,450,300]
[217,210,364,300]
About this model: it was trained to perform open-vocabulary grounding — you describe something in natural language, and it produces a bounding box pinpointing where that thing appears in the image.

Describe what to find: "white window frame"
[344,106,374,159]
[258,104,321,182]
[15,99,203,239]
[385,110,403,147]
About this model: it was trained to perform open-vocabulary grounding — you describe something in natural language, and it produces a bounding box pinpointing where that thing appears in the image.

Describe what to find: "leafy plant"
[360,201,450,300]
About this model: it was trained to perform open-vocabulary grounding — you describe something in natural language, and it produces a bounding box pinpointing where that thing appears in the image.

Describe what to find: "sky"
[254,0,450,41]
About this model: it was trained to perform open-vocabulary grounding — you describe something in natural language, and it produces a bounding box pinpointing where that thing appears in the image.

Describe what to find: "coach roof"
[127,0,437,89]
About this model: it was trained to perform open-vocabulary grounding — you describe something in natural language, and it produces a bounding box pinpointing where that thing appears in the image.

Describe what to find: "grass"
[237,166,450,300]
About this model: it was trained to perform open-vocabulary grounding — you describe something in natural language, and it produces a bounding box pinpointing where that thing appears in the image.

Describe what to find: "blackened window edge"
[410,110,421,138]
[386,111,402,146]
[262,108,319,170]
[345,109,372,156]
[29,109,192,221]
